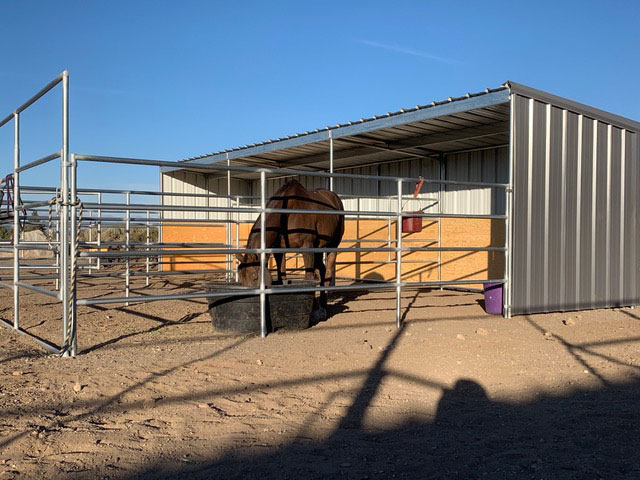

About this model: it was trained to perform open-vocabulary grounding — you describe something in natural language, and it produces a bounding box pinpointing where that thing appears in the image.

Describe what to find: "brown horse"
[235,180,344,320]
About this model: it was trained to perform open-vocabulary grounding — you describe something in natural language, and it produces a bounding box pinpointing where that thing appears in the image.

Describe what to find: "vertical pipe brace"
[13,113,20,330]
[396,179,402,328]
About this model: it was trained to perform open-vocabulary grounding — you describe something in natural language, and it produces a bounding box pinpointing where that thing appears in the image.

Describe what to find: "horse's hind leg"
[325,252,337,288]
[274,253,286,284]
[302,252,315,282]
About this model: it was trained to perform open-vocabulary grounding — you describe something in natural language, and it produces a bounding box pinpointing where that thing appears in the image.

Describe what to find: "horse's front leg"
[313,253,328,321]
[313,253,326,305]
[302,252,323,323]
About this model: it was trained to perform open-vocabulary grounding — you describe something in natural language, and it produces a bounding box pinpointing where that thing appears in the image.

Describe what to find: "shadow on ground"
[120,324,640,480]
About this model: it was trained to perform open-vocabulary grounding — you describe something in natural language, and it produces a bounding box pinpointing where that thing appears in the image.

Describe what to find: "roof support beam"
[277,121,508,167]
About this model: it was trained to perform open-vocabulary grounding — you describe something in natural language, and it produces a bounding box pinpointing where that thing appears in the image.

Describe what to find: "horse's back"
[268,181,344,247]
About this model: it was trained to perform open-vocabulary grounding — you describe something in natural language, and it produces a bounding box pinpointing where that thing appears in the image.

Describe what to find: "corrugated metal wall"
[162,150,508,221]
[263,158,441,217]
[443,147,508,215]
[161,171,251,220]
[511,95,639,314]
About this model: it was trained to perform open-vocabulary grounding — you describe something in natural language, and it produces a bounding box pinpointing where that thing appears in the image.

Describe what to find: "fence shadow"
[118,327,640,480]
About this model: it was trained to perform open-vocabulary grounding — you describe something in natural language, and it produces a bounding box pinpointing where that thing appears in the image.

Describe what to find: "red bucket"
[402,215,422,233]
[402,177,425,233]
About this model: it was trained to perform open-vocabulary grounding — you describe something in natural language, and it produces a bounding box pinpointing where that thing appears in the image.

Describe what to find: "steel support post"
[396,179,402,328]
[13,113,20,330]
[329,132,334,191]
[438,155,443,288]
[60,70,70,353]
[226,154,232,282]
[146,209,150,286]
[55,211,60,291]
[234,196,240,283]
[97,192,102,271]
[387,217,391,263]
[88,209,92,275]
[504,94,515,318]
[259,171,267,337]
[125,192,131,305]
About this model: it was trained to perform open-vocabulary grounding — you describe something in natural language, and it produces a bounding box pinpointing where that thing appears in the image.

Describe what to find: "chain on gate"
[48,192,84,356]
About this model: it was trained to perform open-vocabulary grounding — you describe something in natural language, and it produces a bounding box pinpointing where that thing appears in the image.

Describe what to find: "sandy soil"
[1,273,639,479]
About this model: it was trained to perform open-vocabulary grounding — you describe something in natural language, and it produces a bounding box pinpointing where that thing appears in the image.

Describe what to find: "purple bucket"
[483,282,503,315]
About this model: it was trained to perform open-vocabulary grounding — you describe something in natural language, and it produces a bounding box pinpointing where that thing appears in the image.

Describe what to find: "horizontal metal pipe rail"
[77,201,507,220]
[78,245,506,258]
[0,318,61,354]
[20,185,439,202]
[17,201,58,210]
[15,281,60,299]
[0,264,58,269]
[0,72,65,128]
[15,151,61,173]
[15,244,59,250]
[76,278,506,306]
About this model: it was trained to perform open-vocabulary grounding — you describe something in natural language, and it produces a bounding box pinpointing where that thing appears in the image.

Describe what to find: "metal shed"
[162,81,640,317]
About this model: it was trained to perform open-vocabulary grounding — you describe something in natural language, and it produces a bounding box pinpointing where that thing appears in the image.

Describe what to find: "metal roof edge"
[184,88,510,166]
[505,81,640,132]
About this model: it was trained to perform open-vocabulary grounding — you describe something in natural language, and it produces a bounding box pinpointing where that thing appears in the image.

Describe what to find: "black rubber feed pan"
[206,280,316,334]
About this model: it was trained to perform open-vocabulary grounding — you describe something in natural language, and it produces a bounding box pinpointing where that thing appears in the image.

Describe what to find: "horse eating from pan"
[235,180,344,322]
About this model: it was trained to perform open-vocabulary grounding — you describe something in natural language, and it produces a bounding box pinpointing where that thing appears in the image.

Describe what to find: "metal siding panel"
[442,148,507,215]
[161,173,170,220]
[609,127,622,304]
[634,133,639,304]
[197,173,206,220]
[529,100,547,312]
[578,118,594,307]
[563,112,579,309]
[442,150,500,216]
[547,106,563,310]
[512,92,639,315]
[594,122,608,307]
[495,147,509,214]
[177,172,187,220]
[626,132,639,303]
[512,95,530,314]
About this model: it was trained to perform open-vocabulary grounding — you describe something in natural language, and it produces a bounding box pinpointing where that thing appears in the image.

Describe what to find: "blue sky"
[1,0,638,191]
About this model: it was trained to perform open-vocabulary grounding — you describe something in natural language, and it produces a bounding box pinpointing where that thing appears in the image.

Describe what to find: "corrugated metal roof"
[174,81,640,176]
[182,85,509,164]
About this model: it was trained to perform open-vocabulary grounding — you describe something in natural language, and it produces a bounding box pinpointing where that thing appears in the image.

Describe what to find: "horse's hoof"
[311,308,328,324]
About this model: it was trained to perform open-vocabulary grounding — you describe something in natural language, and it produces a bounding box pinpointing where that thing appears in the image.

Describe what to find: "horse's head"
[236,253,272,287]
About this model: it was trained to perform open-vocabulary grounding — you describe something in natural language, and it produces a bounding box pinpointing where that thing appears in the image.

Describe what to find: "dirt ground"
[1,273,639,479]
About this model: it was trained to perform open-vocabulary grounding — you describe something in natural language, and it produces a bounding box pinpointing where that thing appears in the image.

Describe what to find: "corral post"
[97,192,102,271]
[259,171,267,337]
[55,207,60,291]
[13,112,20,330]
[329,132,334,191]
[146,209,150,286]
[234,196,240,283]
[88,209,92,275]
[60,70,70,354]
[125,192,130,306]
[226,153,232,283]
[438,154,444,289]
[504,94,515,318]
[396,179,402,328]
